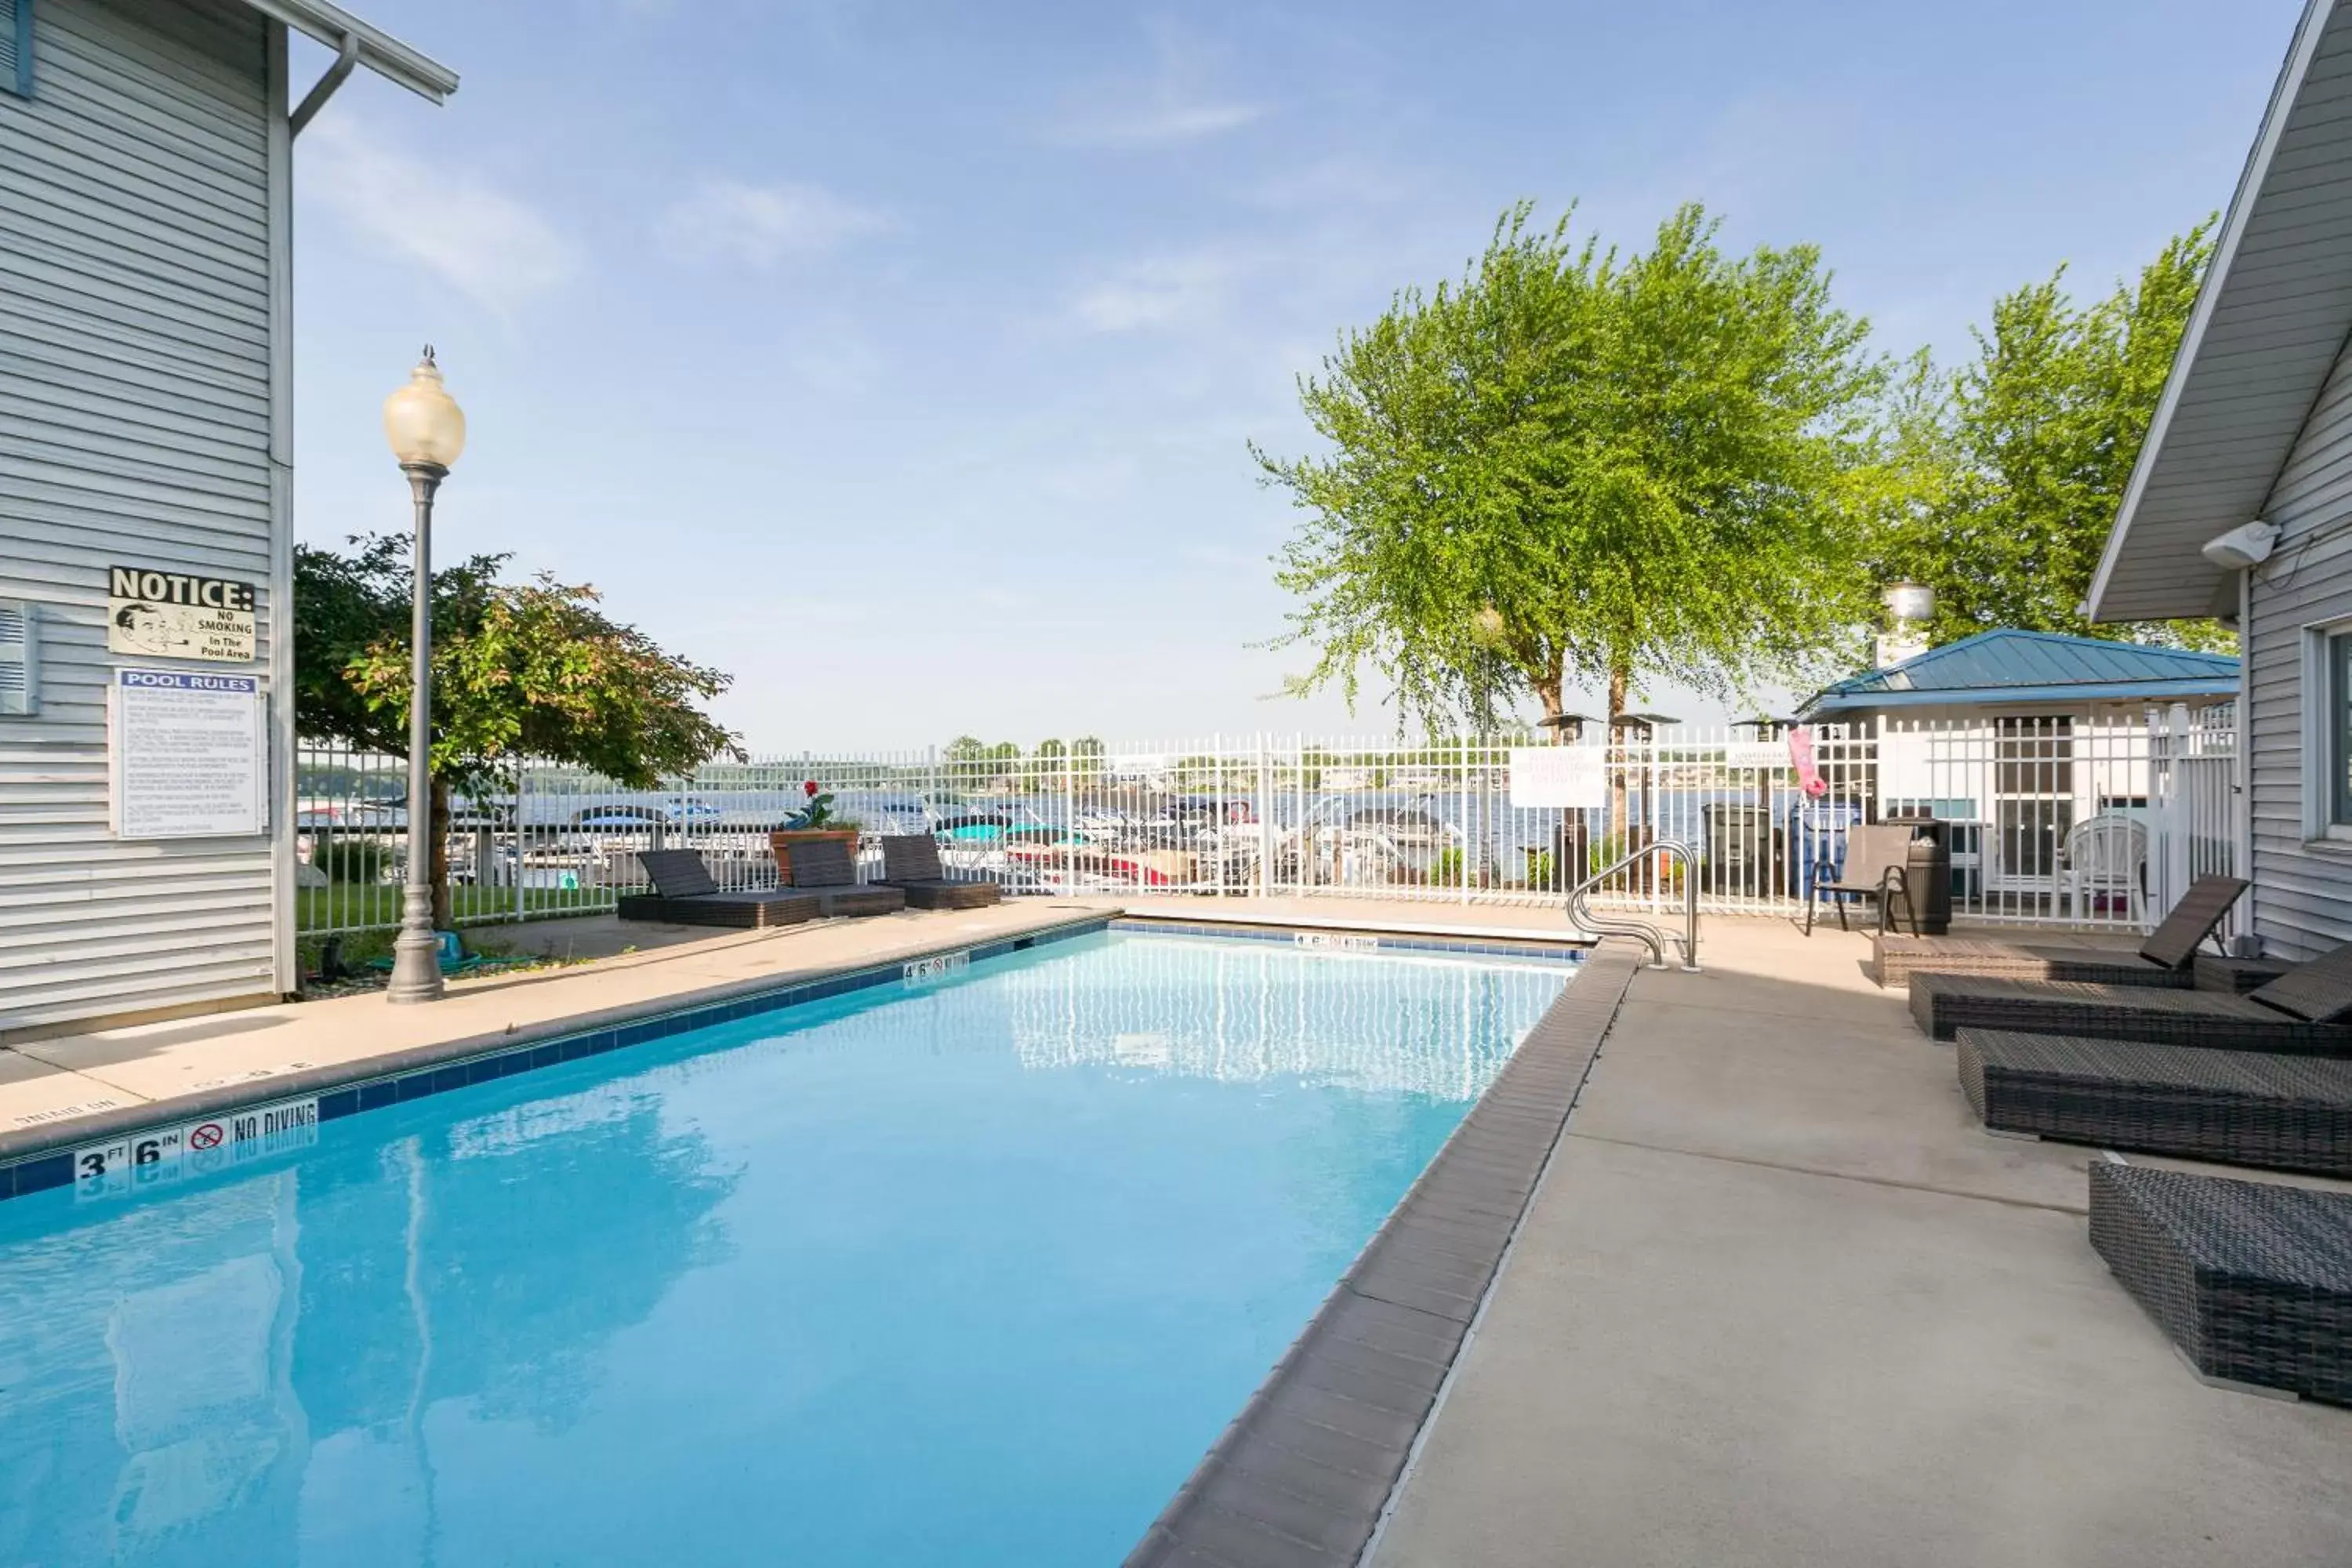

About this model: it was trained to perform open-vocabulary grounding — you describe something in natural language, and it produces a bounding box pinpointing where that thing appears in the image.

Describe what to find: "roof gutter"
[238,0,459,104]
[1802,681,2241,717]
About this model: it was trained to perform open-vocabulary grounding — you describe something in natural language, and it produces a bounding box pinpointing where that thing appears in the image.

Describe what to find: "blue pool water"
[0,931,1569,1566]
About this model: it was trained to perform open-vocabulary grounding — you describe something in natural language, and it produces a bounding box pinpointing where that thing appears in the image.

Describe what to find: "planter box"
[768,829,862,884]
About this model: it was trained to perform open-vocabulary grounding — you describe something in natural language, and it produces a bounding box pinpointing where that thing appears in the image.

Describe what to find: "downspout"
[287,28,358,139]
[2238,565,2256,953]
[267,24,298,996]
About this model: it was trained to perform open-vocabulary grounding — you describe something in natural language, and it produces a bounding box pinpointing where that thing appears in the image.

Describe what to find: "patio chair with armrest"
[782,837,906,917]
[878,834,1002,909]
[1871,874,2245,988]
[1804,822,1921,937]
[1909,937,2352,1055]
[617,848,818,928]
[2061,815,2147,924]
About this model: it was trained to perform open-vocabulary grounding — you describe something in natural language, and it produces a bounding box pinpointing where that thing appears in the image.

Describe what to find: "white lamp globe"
[383,347,466,470]
[1882,581,1935,625]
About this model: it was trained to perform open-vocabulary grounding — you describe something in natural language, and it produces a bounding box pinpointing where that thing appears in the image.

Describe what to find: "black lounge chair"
[1804,822,1919,937]
[1909,942,2352,1055]
[1957,1029,2352,1176]
[781,837,906,917]
[618,848,818,929]
[1873,875,2246,988]
[2089,1162,2351,1405]
[878,834,1001,909]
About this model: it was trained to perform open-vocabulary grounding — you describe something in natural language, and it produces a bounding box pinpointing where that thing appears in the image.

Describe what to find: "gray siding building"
[0,0,452,1036]
[2092,0,2352,959]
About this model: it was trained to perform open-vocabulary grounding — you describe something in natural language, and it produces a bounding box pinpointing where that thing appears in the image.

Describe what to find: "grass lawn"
[298,883,608,935]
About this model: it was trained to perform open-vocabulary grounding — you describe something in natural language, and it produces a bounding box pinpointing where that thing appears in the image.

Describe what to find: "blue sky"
[291,0,2302,751]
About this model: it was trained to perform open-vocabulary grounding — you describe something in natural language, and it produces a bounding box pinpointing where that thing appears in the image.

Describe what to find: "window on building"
[2332,631,2352,828]
[0,0,31,99]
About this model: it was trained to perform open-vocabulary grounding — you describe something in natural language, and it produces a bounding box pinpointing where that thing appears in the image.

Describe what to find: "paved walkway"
[0,902,1117,1147]
[1370,916,2350,1567]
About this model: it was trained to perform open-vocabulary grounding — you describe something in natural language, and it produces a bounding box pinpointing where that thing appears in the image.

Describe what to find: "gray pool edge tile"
[1120,941,1646,1568]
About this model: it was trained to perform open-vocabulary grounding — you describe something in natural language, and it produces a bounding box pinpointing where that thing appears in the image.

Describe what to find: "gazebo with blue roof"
[1798,630,2238,722]
[1791,630,2239,917]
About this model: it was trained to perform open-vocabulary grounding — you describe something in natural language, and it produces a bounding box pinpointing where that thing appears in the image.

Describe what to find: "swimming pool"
[0,930,1571,1566]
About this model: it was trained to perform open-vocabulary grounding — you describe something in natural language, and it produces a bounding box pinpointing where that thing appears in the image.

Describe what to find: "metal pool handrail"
[1567,837,1700,971]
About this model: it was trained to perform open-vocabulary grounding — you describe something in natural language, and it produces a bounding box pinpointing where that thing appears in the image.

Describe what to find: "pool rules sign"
[110,669,268,839]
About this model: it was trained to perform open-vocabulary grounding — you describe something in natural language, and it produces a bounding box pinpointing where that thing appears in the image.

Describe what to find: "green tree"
[296,534,739,926]
[1027,738,1068,788]
[1259,202,1885,740]
[1869,221,2229,650]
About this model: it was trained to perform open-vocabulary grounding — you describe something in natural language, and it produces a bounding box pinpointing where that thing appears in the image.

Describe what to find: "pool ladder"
[1566,838,1701,971]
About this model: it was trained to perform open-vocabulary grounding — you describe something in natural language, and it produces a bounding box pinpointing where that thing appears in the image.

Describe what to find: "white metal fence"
[295,706,2238,941]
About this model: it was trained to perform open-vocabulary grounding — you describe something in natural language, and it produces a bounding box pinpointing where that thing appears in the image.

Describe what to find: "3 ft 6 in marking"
[71,1097,318,1202]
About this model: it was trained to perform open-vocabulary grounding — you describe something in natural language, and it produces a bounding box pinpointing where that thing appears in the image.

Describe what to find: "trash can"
[1551,815,1592,895]
[1883,814,1953,935]
[1702,802,1777,897]
[1788,798,1867,900]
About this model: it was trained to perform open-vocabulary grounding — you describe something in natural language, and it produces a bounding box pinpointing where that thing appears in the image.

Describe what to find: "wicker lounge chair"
[878,834,1001,909]
[1909,942,2352,1054]
[1804,822,1920,937]
[2193,954,2296,994]
[781,837,906,917]
[2089,1162,2350,1405]
[1872,875,2246,987]
[618,848,818,929]
[1957,1029,2352,1176]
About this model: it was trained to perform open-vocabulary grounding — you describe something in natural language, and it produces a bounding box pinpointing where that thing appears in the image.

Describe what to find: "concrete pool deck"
[0,901,1123,1156]
[1370,915,2352,1568]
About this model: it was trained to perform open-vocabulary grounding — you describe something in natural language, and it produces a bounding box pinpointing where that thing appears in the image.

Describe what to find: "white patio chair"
[2060,815,2147,924]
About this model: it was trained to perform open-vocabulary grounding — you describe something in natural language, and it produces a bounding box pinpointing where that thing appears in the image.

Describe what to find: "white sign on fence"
[111,668,267,839]
[1508,747,1606,809]
[1720,742,1792,769]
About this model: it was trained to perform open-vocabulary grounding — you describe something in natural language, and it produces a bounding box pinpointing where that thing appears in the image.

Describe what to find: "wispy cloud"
[1069,250,1253,334]
[1047,19,1266,150]
[301,118,578,315]
[658,178,893,269]
[1074,100,1265,149]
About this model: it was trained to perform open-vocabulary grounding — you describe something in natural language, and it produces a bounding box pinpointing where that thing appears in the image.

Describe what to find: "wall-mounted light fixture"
[2201,519,2279,571]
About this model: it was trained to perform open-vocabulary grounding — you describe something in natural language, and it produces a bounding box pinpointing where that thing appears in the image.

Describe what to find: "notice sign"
[1508,746,1606,809]
[107,564,257,662]
[111,668,267,839]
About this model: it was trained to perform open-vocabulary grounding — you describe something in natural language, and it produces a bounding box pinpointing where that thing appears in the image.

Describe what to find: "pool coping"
[1109,915,1588,966]
[0,909,1121,1201]
[1123,939,1648,1568]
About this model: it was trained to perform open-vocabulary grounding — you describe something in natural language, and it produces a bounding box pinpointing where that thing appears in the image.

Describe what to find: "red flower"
[803,780,820,797]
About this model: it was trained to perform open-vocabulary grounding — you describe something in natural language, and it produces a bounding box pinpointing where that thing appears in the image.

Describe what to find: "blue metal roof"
[1798,630,2238,717]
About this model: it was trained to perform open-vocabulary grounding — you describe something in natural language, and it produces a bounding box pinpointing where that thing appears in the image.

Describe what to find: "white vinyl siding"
[0,0,284,1031]
[2245,332,2352,960]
